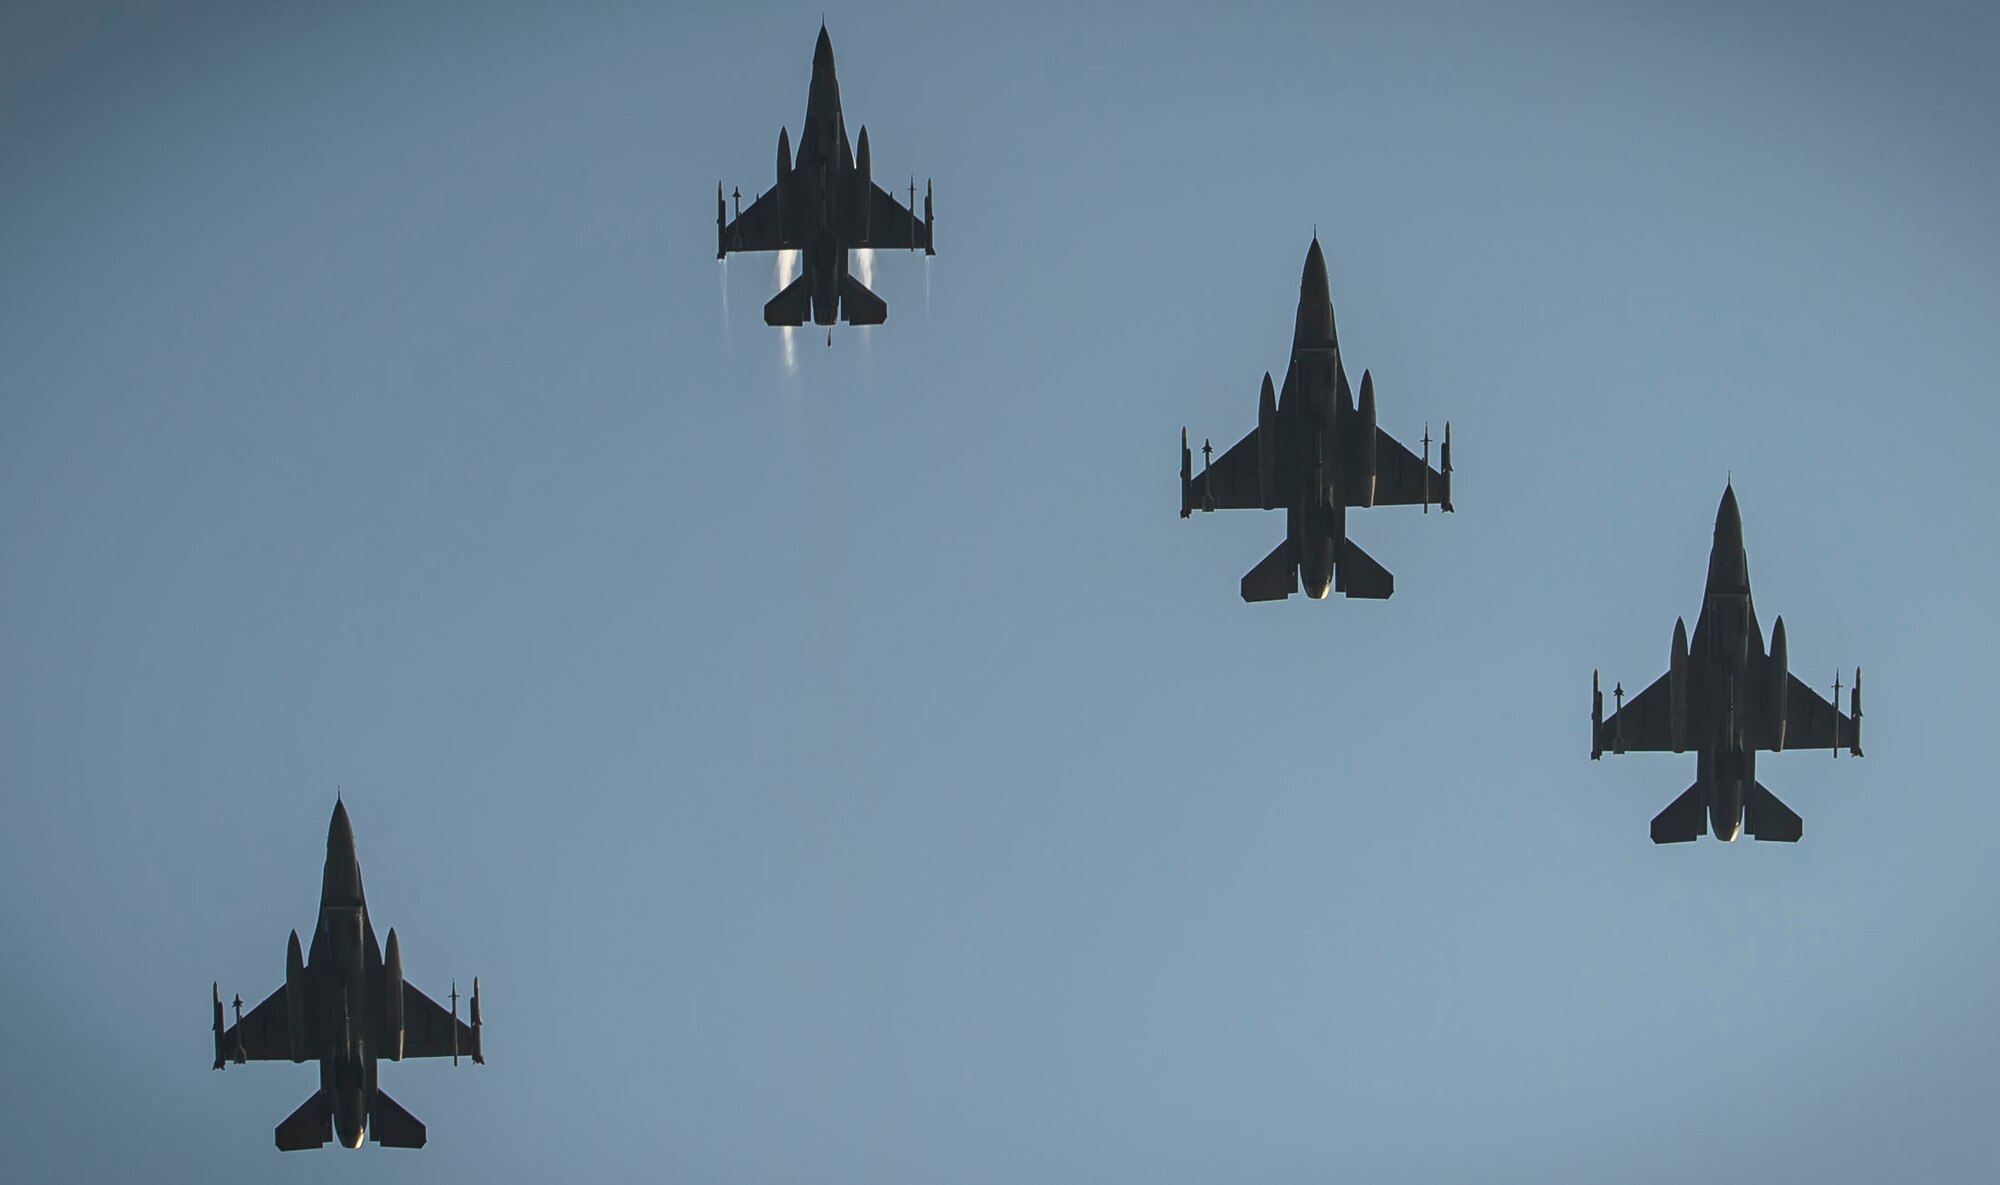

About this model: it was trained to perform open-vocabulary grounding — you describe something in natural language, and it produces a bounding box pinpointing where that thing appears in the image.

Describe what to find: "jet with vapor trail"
[1592,485,1864,842]
[211,800,483,1150]
[1181,237,1453,602]
[717,23,934,334]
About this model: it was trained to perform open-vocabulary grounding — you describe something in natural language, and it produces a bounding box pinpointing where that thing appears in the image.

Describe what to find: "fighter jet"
[1592,485,1863,843]
[210,800,483,1150]
[1180,238,1452,602]
[716,23,934,331]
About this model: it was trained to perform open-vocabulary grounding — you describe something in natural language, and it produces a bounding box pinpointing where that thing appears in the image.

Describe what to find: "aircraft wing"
[1775,673,1860,753]
[1370,428,1450,509]
[860,182,932,251]
[399,982,482,1062]
[1186,429,1264,512]
[222,986,313,1062]
[720,185,791,256]
[1598,671,1678,754]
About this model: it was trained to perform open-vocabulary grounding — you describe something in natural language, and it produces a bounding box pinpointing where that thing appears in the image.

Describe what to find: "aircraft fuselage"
[792,32,853,326]
[1592,483,1864,843]
[1179,237,1450,603]
[310,804,383,1148]
[717,26,933,331]
[1276,240,1354,598]
[213,799,481,1149]
[1687,487,1761,840]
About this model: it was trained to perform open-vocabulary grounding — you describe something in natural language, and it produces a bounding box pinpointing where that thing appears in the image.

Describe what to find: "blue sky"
[3,2,1997,1181]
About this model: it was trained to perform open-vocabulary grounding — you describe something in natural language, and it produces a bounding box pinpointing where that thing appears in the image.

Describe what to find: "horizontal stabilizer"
[1745,781,1802,842]
[369,1088,428,1149]
[1240,540,1298,602]
[275,1091,330,1152]
[1651,782,1707,844]
[839,274,887,326]
[763,273,810,327]
[1334,537,1394,600]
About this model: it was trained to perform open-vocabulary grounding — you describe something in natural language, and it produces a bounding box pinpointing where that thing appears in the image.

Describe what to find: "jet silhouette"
[1593,485,1863,842]
[211,800,483,1149]
[1181,238,1452,601]
[717,24,934,330]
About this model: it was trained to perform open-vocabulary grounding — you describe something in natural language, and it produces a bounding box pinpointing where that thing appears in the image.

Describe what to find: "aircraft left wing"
[1369,427,1451,511]
[718,186,791,257]
[1183,429,1263,514]
[1772,672,1862,755]
[215,984,314,1065]
[399,981,483,1063]
[1595,671,1678,755]
[860,182,933,252]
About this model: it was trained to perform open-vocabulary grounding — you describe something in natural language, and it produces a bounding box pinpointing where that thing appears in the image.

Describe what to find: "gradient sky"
[4,2,1998,1182]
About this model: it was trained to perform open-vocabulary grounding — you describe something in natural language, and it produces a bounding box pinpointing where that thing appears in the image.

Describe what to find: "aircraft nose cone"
[328,799,354,851]
[1294,237,1334,345]
[1707,482,1748,590]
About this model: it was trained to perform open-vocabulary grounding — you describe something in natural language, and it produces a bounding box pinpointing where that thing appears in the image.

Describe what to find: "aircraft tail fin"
[1651,782,1707,844]
[275,1091,330,1151]
[763,274,810,326]
[369,1088,428,1149]
[1745,781,1802,842]
[1240,540,1298,602]
[1334,537,1394,599]
[839,274,887,326]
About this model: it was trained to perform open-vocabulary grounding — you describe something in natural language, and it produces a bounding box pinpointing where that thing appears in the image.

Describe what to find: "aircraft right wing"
[1774,672,1861,754]
[1596,671,1678,754]
[719,185,792,257]
[860,182,933,251]
[399,982,483,1063]
[1183,429,1263,513]
[1369,428,1451,510]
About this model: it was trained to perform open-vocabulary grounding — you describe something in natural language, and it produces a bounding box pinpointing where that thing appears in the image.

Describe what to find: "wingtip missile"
[1439,420,1454,512]
[1850,667,1863,757]
[212,982,226,1070]
[924,178,936,255]
[470,977,485,1065]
